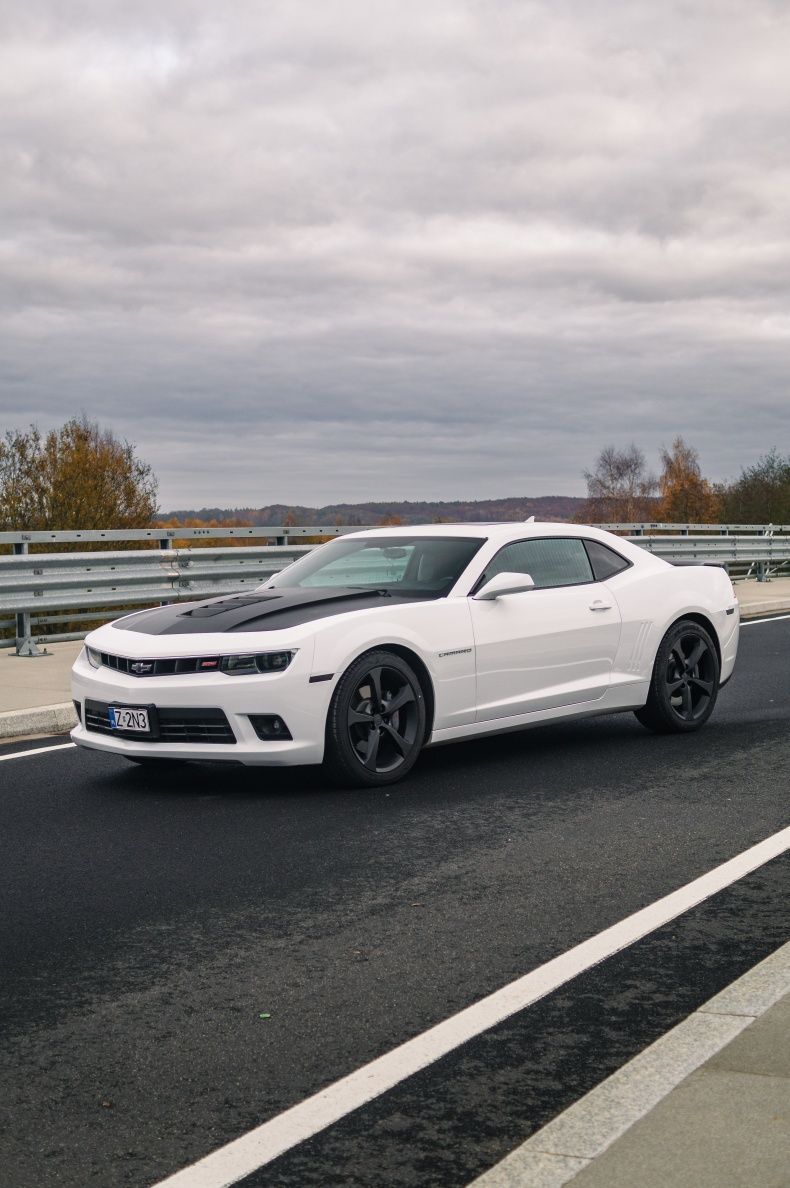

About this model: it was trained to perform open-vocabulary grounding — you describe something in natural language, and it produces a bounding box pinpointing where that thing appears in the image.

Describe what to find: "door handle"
[589,601,613,611]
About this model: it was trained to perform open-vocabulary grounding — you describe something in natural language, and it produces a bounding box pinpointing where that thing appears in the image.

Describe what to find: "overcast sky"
[2,0,789,509]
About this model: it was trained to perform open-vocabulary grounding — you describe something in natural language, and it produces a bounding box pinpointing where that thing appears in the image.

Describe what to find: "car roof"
[345,521,619,542]
[343,521,665,569]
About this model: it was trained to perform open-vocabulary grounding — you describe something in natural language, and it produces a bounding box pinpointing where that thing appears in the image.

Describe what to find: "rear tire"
[635,619,720,734]
[324,649,427,788]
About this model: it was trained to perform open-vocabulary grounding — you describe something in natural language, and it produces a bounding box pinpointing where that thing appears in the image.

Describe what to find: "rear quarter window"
[583,539,632,581]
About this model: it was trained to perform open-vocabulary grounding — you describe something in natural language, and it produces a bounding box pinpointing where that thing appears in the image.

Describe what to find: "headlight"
[85,646,102,669]
[219,651,295,675]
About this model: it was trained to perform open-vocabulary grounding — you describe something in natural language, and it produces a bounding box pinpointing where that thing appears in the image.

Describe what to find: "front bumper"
[71,648,332,766]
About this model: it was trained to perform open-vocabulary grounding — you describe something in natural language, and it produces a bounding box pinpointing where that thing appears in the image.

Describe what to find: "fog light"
[249,714,292,741]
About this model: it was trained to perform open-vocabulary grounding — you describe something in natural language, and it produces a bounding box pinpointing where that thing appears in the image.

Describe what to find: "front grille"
[96,652,221,676]
[85,700,236,745]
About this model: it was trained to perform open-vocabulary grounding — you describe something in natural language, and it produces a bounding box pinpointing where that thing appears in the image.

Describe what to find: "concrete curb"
[740,602,790,619]
[468,941,790,1187]
[0,702,77,740]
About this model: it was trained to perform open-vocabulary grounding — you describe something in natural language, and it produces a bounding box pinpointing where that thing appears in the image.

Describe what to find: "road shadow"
[95,703,790,809]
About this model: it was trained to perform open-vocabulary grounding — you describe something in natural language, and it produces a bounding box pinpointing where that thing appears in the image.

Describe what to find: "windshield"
[264,535,485,597]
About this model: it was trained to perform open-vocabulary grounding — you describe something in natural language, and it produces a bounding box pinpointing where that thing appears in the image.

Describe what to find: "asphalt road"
[1,617,788,1188]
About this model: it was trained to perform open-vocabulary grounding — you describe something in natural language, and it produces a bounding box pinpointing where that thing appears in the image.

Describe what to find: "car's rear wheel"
[324,649,426,787]
[635,619,720,734]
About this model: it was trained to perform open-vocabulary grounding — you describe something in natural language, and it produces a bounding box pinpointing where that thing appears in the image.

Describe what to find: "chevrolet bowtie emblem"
[131,661,153,674]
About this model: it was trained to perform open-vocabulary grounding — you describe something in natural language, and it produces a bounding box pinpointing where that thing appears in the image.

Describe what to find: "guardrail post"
[757,525,773,582]
[159,535,174,605]
[13,541,48,657]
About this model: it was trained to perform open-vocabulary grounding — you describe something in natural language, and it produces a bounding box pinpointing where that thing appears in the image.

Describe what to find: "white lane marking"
[470,940,790,1187]
[741,613,790,625]
[152,824,790,1188]
[0,742,76,763]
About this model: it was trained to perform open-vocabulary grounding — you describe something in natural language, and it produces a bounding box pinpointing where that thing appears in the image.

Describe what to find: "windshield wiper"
[343,586,393,596]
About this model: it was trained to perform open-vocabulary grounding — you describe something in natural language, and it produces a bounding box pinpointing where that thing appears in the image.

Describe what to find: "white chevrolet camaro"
[71,522,740,787]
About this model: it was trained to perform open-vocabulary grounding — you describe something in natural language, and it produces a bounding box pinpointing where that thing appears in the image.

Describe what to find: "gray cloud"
[1,0,789,508]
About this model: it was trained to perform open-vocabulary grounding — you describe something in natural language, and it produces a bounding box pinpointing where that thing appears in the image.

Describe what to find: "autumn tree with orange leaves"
[657,437,722,523]
[0,416,158,531]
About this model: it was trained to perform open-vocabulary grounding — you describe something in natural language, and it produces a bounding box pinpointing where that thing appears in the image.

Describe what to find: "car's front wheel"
[635,619,720,734]
[324,649,427,787]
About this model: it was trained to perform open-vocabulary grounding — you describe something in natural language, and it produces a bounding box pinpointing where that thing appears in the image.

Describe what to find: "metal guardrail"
[598,523,790,534]
[600,524,790,584]
[624,535,790,562]
[1,526,374,656]
[0,546,316,655]
[2,523,788,656]
[0,524,368,546]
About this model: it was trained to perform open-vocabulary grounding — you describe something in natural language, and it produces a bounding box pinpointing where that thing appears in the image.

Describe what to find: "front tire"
[324,650,427,787]
[635,619,720,734]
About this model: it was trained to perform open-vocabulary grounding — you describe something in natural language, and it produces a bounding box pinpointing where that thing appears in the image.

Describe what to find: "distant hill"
[165,496,587,525]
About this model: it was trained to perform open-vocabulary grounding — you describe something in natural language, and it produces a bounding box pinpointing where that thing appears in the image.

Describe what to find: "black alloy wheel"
[325,649,427,787]
[635,619,720,734]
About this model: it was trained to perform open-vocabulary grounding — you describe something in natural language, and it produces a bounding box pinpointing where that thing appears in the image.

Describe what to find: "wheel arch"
[334,642,436,744]
[667,611,722,668]
[382,644,436,742]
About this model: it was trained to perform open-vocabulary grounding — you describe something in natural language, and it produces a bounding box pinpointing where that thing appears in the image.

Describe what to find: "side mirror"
[473,571,536,600]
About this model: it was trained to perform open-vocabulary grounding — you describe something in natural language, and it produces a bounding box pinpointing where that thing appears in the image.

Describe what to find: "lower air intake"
[84,701,236,744]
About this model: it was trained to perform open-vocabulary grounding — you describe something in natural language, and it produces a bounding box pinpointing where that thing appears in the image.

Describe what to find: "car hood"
[112,587,431,636]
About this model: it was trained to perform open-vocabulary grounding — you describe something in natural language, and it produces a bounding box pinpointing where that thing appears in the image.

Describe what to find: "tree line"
[1,420,789,536]
[580,437,790,525]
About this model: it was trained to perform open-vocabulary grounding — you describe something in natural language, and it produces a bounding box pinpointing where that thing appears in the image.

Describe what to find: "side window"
[481,538,594,589]
[583,540,631,581]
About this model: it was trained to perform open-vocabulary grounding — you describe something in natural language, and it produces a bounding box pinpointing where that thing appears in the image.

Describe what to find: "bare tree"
[581,444,658,522]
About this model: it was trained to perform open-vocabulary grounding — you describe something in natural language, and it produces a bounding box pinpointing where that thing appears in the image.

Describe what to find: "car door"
[468,537,622,722]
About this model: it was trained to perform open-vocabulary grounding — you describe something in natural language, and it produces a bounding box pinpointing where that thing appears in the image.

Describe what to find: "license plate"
[108,706,150,733]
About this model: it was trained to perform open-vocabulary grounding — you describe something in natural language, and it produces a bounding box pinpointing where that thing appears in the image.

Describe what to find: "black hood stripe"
[114,588,430,635]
